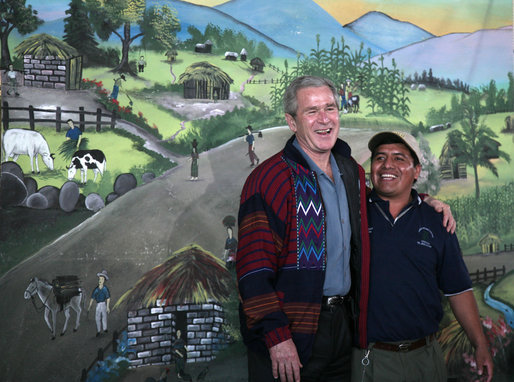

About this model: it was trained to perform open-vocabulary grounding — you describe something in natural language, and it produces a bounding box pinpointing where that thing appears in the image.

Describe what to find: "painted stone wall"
[23,54,67,89]
[126,301,227,367]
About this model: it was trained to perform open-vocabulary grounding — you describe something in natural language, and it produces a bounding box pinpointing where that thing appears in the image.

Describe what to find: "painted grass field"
[3,126,162,198]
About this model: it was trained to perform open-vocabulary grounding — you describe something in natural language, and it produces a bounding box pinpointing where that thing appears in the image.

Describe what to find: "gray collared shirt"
[293,139,352,295]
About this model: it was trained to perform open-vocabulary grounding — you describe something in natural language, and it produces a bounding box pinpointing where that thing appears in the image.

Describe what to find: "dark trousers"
[248,302,352,382]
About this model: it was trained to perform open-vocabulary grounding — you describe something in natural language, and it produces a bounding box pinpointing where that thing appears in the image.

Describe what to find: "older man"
[351,131,493,382]
[236,76,454,382]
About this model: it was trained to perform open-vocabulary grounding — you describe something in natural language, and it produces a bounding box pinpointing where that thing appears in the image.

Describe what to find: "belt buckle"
[398,343,410,352]
[327,295,342,305]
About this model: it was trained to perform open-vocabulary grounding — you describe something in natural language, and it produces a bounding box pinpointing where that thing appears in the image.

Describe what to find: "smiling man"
[237,76,371,382]
[351,131,494,382]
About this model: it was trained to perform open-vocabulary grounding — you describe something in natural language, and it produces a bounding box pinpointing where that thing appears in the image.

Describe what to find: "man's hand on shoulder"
[423,196,456,234]
[269,338,303,382]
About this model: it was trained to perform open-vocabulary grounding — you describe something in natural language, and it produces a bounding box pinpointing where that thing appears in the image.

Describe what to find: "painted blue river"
[484,283,514,329]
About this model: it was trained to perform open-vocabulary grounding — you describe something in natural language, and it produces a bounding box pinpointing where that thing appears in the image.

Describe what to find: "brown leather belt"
[321,295,348,307]
[373,334,436,352]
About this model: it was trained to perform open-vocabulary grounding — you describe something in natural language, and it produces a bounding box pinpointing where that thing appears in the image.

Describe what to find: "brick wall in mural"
[0,1,513,381]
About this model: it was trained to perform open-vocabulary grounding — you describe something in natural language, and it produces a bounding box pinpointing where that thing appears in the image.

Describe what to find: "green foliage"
[445,99,511,198]
[140,5,180,52]
[447,182,514,249]
[164,106,282,155]
[0,0,43,67]
[269,35,410,117]
[63,0,101,64]
[81,78,163,139]
[181,23,272,61]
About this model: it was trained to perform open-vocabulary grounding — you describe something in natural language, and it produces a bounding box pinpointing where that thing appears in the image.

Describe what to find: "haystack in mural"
[115,244,234,366]
[178,61,233,100]
[14,33,82,90]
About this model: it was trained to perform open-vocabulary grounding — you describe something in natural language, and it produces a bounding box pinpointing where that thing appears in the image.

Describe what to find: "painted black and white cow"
[67,150,106,183]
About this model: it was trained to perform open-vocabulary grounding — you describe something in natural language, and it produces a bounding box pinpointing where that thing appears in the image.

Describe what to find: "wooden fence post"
[79,106,85,131]
[97,347,104,362]
[96,108,102,132]
[2,101,9,130]
[110,110,116,129]
[28,105,35,130]
[56,106,62,132]
[80,369,87,382]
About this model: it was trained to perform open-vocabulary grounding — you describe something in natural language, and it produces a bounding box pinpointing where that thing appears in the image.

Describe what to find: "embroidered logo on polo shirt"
[417,227,434,248]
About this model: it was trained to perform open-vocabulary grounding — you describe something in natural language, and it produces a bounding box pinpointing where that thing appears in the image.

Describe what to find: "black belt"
[321,295,348,309]
[373,333,436,352]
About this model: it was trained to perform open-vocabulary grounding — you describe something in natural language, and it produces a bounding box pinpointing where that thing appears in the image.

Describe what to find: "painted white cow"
[67,150,106,183]
[3,129,55,173]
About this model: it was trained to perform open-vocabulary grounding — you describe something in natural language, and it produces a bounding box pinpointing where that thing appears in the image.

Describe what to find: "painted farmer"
[88,270,111,337]
[351,131,493,382]
[245,125,260,167]
[6,64,19,96]
[111,74,126,100]
[65,119,82,146]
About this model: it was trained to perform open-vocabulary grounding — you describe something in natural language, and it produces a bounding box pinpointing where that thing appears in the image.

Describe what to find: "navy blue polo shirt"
[366,189,472,343]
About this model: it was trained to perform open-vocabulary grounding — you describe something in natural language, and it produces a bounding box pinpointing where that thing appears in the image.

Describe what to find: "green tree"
[63,0,100,65]
[140,5,180,53]
[0,0,43,68]
[445,102,511,199]
[86,0,147,74]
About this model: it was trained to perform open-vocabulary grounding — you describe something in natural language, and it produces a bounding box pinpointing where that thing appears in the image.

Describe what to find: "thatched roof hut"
[178,61,233,100]
[116,244,233,310]
[116,244,234,366]
[15,33,78,58]
[14,33,82,90]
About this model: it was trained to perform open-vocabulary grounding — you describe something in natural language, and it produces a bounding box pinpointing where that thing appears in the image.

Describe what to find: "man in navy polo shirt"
[351,131,493,382]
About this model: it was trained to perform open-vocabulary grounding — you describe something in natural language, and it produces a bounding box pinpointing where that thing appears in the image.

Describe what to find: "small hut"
[194,40,213,53]
[115,244,234,366]
[178,62,233,100]
[240,48,248,61]
[478,234,501,254]
[165,49,178,62]
[14,33,82,90]
[439,140,467,180]
[250,57,265,72]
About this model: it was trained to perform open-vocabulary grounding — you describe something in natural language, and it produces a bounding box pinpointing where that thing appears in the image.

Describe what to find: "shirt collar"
[368,188,422,207]
[292,138,340,179]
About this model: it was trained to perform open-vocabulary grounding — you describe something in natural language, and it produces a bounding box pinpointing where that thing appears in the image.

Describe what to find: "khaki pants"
[351,339,447,382]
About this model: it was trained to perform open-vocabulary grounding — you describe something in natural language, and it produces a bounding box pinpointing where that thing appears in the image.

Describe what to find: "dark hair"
[283,76,338,117]
[66,119,74,124]
[371,136,420,167]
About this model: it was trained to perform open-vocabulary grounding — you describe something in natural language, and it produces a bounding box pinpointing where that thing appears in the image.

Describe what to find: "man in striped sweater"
[236,76,453,382]
[237,76,370,382]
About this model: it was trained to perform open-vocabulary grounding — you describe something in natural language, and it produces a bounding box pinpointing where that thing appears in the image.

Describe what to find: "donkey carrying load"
[24,276,84,339]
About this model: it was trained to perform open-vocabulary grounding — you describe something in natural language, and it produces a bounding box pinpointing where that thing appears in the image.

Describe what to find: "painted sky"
[29,0,512,36]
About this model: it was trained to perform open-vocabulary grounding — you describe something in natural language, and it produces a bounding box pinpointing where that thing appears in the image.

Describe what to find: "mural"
[0,0,512,381]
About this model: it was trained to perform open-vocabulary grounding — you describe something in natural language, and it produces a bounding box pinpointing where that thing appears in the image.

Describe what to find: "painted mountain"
[216,1,435,56]
[23,0,434,57]
[372,26,513,88]
[343,11,434,53]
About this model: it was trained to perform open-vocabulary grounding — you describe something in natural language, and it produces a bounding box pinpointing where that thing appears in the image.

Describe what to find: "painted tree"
[0,0,43,68]
[63,0,100,65]
[140,5,180,52]
[86,0,146,74]
[445,99,511,199]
